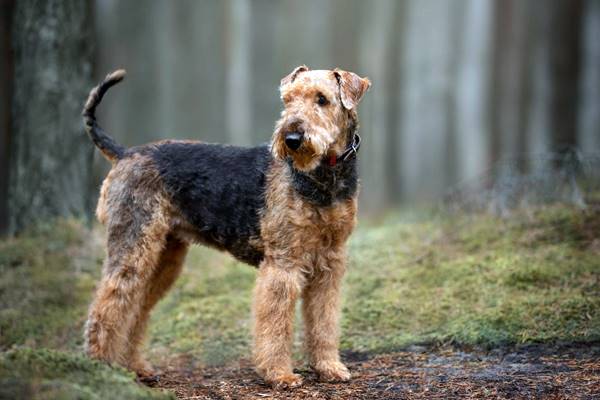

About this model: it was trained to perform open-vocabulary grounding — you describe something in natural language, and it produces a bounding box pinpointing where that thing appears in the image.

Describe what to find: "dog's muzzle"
[284,132,303,151]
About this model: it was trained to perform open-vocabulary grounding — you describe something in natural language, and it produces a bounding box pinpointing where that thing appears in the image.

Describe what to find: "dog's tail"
[82,69,127,162]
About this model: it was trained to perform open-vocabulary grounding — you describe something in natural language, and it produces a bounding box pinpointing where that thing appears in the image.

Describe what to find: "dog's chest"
[307,200,357,247]
[288,158,358,207]
[261,160,358,253]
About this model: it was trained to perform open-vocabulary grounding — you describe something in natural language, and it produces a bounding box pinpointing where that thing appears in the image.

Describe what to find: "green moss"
[340,205,600,352]
[0,220,102,350]
[144,204,600,361]
[147,249,255,365]
[0,347,173,400]
[0,205,598,379]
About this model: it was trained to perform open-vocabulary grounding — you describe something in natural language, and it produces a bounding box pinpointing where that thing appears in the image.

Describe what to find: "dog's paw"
[313,360,351,382]
[129,358,156,378]
[267,373,304,389]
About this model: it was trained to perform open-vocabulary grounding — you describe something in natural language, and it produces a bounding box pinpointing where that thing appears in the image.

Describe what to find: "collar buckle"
[338,132,361,163]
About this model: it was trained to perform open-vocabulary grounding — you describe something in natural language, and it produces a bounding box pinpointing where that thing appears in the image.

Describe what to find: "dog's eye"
[317,93,329,106]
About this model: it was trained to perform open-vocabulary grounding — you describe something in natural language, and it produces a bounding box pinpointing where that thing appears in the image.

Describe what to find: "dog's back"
[150,141,271,265]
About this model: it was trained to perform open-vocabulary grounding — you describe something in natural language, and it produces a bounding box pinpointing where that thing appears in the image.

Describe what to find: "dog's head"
[271,66,371,171]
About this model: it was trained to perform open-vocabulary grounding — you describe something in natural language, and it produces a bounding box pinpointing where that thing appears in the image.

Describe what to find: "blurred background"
[2,3,600,396]
[1,0,599,235]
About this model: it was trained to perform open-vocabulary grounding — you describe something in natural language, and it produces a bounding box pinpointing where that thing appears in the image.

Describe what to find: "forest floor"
[148,343,600,399]
[1,204,599,399]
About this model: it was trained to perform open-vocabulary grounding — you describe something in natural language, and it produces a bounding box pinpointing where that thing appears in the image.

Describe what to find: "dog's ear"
[280,65,310,88]
[334,69,371,110]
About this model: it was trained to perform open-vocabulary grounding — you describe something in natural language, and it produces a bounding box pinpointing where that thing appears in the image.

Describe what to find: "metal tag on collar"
[341,133,361,161]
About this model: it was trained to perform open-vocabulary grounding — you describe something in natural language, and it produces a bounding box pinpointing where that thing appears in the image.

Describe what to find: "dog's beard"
[271,127,337,172]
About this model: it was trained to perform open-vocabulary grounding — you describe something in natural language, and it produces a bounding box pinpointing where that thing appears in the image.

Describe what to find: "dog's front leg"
[302,253,351,382]
[252,261,304,388]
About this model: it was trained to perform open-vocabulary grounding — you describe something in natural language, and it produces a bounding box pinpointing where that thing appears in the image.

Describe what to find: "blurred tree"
[226,0,252,146]
[579,0,600,150]
[359,0,395,209]
[398,0,462,201]
[0,0,14,235]
[490,0,531,171]
[491,0,583,171]
[455,0,492,182]
[91,0,600,210]
[6,0,95,235]
[547,0,583,153]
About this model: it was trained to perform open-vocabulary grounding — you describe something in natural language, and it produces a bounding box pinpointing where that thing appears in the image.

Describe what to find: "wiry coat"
[83,67,370,388]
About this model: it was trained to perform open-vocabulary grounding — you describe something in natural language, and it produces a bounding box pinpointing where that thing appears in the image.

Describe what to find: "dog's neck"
[286,125,359,207]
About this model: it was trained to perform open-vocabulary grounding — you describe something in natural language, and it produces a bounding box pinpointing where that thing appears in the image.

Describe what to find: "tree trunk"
[398,0,462,201]
[8,0,95,234]
[578,0,600,151]
[489,0,532,171]
[0,0,14,236]
[525,0,552,163]
[455,0,493,182]
[359,0,395,211]
[548,0,583,152]
[226,0,252,145]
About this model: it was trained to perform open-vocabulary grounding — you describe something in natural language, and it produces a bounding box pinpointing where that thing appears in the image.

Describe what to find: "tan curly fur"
[84,66,370,389]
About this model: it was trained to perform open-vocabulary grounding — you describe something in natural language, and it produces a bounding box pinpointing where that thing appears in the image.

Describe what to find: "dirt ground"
[144,343,600,400]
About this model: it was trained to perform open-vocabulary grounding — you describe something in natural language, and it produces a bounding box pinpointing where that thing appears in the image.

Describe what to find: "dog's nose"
[284,132,303,150]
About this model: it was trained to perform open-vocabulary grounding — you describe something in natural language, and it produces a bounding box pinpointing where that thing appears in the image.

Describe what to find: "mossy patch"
[147,248,255,365]
[341,205,600,351]
[0,205,598,393]
[0,347,173,400]
[147,204,600,363]
[0,220,102,350]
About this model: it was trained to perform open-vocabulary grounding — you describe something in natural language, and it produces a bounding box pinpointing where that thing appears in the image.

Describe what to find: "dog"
[82,66,370,388]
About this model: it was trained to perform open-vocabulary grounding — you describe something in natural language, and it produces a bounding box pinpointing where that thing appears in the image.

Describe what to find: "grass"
[0,205,598,397]
[0,348,172,400]
[0,221,172,399]
[0,220,101,350]
[342,207,600,351]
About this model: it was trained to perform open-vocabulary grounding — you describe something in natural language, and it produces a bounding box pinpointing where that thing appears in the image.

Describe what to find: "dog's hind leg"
[125,236,188,375]
[84,193,171,369]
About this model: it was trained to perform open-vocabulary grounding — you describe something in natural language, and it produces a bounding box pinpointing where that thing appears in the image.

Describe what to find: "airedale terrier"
[82,66,370,388]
